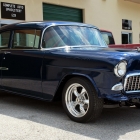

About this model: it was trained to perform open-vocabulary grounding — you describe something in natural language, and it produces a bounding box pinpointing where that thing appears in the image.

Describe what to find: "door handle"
[0,67,9,70]
[4,51,11,54]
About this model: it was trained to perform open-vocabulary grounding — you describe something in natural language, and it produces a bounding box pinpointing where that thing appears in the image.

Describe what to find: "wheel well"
[53,75,94,101]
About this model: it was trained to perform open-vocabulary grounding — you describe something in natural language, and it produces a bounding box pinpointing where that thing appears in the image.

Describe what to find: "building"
[0,0,140,44]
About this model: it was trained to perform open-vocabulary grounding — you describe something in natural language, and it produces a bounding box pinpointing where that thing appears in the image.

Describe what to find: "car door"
[0,30,11,87]
[1,29,45,99]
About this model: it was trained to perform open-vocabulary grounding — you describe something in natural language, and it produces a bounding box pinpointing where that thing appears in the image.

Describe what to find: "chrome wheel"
[65,83,89,118]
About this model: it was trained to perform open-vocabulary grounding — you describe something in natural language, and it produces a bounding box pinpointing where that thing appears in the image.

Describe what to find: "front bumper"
[105,72,140,101]
[99,85,140,102]
[104,93,140,102]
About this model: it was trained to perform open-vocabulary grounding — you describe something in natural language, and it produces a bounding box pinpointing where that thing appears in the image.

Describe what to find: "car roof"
[100,29,112,33]
[0,21,98,31]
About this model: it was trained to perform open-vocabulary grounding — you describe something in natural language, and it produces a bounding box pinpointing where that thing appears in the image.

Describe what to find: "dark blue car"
[0,21,140,123]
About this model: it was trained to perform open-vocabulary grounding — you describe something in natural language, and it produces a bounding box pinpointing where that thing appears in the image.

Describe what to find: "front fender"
[42,63,120,101]
[73,73,101,96]
[55,73,102,98]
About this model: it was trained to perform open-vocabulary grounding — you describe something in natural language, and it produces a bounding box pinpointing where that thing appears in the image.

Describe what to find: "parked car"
[100,29,140,49]
[0,21,140,123]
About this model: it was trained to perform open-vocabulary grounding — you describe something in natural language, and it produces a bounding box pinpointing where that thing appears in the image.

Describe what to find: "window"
[0,31,10,49]
[122,19,132,30]
[12,30,41,49]
[101,32,115,45]
[42,26,107,48]
[121,32,132,44]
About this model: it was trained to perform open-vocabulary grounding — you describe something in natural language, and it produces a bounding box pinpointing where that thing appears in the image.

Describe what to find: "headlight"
[114,61,127,77]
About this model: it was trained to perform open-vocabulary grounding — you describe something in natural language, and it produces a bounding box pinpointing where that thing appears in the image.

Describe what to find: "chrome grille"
[124,74,140,93]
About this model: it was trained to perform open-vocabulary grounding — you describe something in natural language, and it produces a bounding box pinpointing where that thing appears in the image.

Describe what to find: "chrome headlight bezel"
[114,61,127,77]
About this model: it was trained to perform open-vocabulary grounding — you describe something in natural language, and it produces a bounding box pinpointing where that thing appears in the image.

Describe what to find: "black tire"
[135,103,140,108]
[62,77,103,123]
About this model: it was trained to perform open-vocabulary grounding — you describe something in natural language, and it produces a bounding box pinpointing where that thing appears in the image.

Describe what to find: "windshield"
[42,26,107,48]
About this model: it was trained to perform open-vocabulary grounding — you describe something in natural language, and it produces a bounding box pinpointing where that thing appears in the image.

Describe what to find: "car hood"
[50,47,138,61]
[47,46,140,70]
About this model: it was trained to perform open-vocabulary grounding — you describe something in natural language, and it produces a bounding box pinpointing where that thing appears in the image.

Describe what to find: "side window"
[0,31,10,49]
[12,30,41,49]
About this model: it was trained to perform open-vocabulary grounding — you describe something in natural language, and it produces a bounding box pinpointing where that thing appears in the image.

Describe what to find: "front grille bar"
[124,73,140,93]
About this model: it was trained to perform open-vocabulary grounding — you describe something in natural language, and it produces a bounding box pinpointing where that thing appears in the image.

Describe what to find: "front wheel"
[62,77,103,123]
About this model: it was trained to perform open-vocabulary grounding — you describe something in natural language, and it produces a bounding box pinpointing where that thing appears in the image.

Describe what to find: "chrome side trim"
[4,51,11,54]
[0,67,9,70]
[40,46,73,51]
[40,45,106,51]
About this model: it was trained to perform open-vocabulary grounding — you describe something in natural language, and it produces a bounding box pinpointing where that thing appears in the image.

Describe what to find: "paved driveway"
[0,92,140,140]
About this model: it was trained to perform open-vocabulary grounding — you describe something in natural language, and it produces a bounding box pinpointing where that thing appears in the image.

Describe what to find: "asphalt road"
[0,92,140,140]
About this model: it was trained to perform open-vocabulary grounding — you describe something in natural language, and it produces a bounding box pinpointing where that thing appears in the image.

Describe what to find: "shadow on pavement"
[0,92,140,140]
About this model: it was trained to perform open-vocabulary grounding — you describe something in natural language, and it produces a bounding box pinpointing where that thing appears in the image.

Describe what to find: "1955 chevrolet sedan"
[0,21,140,123]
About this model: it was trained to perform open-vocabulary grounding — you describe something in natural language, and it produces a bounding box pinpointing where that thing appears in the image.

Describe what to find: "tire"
[135,103,140,108]
[62,77,103,123]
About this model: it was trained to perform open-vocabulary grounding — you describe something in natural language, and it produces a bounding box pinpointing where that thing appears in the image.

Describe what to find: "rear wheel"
[62,77,103,123]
